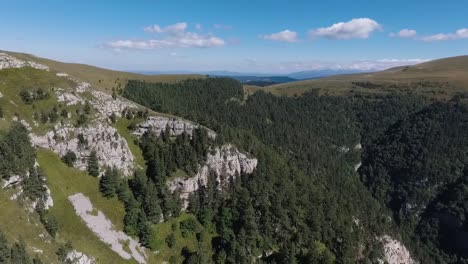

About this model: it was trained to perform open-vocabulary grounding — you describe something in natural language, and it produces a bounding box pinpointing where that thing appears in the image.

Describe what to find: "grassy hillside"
[3,50,204,92]
[38,150,136,263]
[264,55,468,100]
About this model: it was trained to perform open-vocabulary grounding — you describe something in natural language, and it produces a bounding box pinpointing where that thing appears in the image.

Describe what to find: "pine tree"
[143,182,162,223]
[23,168,46,201]
[0,106,3,118]
[10,239,31,264]
[87,150,99,177]
[137,210,154,248]
[61,150,77,167]
[33,256,43,264]
[100,167,118,197]
[123,200,140,236]
[0,231,10,263]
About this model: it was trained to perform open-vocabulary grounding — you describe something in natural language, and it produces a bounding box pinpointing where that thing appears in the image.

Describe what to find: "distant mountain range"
[132,69,368,84]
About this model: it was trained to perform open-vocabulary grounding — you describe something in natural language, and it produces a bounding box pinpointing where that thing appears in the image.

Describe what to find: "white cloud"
[390,29,417,38]
[309,18,382,39]
[195,23,202,30]
[239,58,428,73]
[109,22,225,49]
[144,22,187,34]
[422,28,468,41]
[262,30,298,42]
[344,58,428,71]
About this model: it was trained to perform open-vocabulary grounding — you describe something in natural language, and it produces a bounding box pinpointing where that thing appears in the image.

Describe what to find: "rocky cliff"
[32,122,135,175]
[168,144,258,205]
[133,116,216,138]
[380,235,416,264]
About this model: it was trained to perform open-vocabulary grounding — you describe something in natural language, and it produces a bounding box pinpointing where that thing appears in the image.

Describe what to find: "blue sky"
[1,0,468,73]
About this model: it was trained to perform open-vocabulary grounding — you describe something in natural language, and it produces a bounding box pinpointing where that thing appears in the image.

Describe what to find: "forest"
[123,77,468,263]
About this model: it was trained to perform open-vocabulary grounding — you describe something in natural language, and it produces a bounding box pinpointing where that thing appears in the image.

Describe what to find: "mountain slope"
[263,55,468,100]
[0,51,255,263]
[2,50,203,92]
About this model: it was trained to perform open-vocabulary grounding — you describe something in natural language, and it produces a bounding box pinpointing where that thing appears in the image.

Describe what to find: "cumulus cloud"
[390,29,417,38]
[309,18,382,39]
[195,23,202,30]
[144,22,188,34]
[240,58,428,73]
[422,28,468,41]
[344,58,428,71]
[108,22,225,49]
[262,30,298,42]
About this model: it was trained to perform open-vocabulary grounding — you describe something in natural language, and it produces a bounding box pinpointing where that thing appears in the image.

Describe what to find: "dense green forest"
[123,78,423,263]
[359,101,468,263]
[123,77,468,263]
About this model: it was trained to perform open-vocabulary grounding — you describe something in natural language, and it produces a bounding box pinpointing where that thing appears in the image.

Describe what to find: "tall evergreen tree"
[143,182,162,224]
[137,211,154,248]
[100,167,118,197]
[0,231,10,263]
[87,150,99,177]
[10,239,31,264]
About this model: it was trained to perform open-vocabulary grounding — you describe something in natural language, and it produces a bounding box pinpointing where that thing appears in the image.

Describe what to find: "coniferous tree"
[87,150,99,177]
[143,182,162,223]
[0,231,10,263]
[23,168,46,201]
[123,199,140,236]
[10,239,31,264]
[61,150,77,167]
[0,106,3,118]
[32,256,43,264]
[100,167,118,197]
[137,211,154,248]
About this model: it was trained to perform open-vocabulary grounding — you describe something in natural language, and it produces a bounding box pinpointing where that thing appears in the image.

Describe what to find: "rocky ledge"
[0,52,49,71]
[31,122,135,175]
[133,116,216,138]
[168,144,258,205]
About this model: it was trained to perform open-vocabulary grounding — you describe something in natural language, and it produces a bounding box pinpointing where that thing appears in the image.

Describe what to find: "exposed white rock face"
[2,175,22,188]
[76,82,91,93]
[90,91,138,119]
[0,92,3,98]
[57,92,84,106]
[20,119,32,131]
[43,186,54,209]
[134,116,216,138]
[379,235,416,264]
[56,72,69,77]
[354,162,362,172]
[66,250,96,264]
[68,193,146,264]
[0,53,49,71]
[32,247,43,254]
[31,122,135,175]
[168,144,257,204]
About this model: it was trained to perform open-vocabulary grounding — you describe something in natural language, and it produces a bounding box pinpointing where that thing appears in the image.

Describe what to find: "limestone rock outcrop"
[133,116,216,138]
[168,144,257,204]
[90,90,138,119]
[379,235,416,264]
[66,250,96,264]
[68,193,146,264]
[0,52,49,71]
[31,122,135,175]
